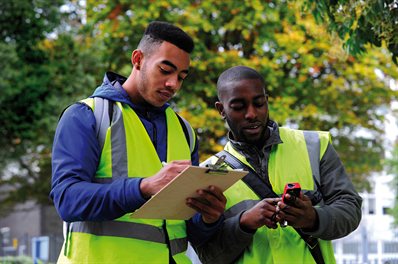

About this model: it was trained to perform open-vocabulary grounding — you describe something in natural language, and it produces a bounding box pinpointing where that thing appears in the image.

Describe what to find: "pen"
[161,161,168,167]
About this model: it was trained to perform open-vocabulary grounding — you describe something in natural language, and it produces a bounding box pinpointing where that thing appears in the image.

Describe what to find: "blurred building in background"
[0,201,63,263]
[334,102,398,264]
[334,172,398,264]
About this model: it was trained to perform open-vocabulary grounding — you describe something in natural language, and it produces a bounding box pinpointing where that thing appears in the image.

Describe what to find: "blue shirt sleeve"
[187,213,224,246]
[50,103,146,222]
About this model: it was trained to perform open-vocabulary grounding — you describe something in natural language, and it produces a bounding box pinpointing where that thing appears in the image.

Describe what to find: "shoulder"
[174,112,193,128]
[59,102,95,128]
[279,127,331,140]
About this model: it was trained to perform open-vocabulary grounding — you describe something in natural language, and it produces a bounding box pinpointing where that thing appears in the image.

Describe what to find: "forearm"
[311,195,362,240]
[194,213,253,264]
[186,213,224,246]
[303,144,362,240]
[51,176,146,222]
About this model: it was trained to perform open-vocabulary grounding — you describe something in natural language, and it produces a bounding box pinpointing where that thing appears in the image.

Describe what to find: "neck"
[122,71,142,105]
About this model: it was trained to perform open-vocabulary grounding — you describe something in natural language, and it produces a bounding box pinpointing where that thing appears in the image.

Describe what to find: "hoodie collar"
[92,72,169,113]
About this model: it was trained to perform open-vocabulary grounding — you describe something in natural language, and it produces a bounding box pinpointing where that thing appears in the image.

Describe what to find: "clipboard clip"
[206,154,227,173]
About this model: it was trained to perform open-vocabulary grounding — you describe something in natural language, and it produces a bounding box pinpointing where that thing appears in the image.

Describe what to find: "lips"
[158,90,173,101]
[242,123,263,135]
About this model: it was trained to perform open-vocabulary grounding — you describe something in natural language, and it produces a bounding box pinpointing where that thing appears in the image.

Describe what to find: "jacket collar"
[93,72,170,114]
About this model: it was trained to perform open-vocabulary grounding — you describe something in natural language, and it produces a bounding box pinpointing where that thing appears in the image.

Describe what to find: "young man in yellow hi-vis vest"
[190,66,362,264]
[50,21,226,264]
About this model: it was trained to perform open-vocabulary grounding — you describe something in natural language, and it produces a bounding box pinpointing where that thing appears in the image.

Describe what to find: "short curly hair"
[217,66,266,100]
[137,21,194,57]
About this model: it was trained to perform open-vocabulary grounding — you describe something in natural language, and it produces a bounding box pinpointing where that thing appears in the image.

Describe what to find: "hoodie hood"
[91,72,169,112]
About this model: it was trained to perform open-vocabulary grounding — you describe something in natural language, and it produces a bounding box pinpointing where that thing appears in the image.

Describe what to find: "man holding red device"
[191,66,362,264]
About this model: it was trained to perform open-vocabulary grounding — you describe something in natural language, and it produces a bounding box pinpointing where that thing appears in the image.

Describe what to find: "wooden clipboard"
[130,166,248,220]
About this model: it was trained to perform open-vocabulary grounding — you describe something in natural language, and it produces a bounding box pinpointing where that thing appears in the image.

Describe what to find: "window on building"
[384,242,398,253]
[368,197,375,214]
[343,242,359,254]
[383,207,391,215]
[381,258,398,264]
[369,242,377,253]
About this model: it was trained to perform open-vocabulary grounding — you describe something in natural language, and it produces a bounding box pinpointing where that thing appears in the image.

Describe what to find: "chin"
[149,100,165,108]
[242,136,259,144]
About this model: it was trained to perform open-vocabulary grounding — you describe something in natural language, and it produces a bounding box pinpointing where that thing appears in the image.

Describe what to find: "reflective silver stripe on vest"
[179,116,195,154]
[72,221,165,243]
[93,97,110,151]
[71,221,187,253]
[170,237,188,255]
[111,105,128,178]
[303,131,320,187]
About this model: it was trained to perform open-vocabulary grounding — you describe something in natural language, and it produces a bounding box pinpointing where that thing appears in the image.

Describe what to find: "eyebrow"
[230,94,266,102]
[161,60,189,75]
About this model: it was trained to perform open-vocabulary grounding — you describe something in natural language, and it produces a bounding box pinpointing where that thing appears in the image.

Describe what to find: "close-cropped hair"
[217,66,266,98]
[137,21,194,56]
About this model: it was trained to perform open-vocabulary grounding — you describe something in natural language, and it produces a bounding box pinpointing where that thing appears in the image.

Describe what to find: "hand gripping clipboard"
[131,156,248,220]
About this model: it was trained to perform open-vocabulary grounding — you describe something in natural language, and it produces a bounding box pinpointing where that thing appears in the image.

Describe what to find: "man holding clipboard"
[50,21,228,264]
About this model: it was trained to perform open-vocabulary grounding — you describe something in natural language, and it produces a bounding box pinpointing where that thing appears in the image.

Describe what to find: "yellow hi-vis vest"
[57,98,193,264]
[209,127,336,264]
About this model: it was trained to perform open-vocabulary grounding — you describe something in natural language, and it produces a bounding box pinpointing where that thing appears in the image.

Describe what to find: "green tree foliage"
[303,0,398,64]
[85,0,398,191]
[0,0,105,214]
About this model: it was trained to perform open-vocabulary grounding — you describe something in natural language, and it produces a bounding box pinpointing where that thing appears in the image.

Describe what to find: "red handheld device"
[282,182,301,205]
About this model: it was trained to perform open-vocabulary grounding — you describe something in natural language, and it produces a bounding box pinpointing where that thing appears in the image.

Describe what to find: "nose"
[165,75,180,91]
[245,104,257,120]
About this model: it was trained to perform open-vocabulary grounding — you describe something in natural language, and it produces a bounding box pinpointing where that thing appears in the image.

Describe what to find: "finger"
[169,159,191,165]
[204,186,227,202]
[186,198,204,211]
[294,194,311,209]
[165,163,190,175]
[264,221,278,229]
[263,214,278,229]
[187,196,223,213]
[196,189,226,207]
[277,201,292,211]
[187,201,213,221]
[268,198,281,206]
[187,198,222,223]
[186,198,207,212]
[270,212,278,222]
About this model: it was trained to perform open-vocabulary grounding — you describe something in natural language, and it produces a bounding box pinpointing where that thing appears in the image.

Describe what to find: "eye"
[230,102,245,111]
[178,74,187,81]
[160,66,171,74]
[254,98,266,108]
[254,101,265,108]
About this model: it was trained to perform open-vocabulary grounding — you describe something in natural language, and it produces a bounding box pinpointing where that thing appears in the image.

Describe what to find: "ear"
[132,50,143,70]
[215,101,226,119]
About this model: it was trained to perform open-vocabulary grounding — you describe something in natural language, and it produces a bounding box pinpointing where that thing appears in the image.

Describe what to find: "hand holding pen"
[139,160,191,199]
